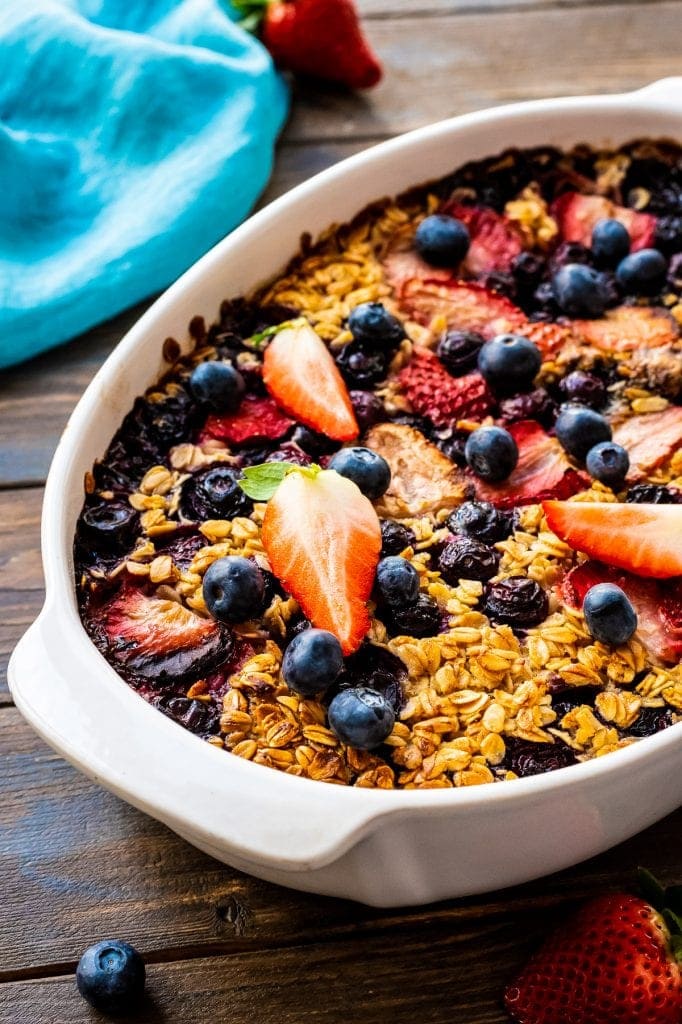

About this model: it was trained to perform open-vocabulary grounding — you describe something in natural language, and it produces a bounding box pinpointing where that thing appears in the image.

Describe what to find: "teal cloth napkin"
[0,0,288,369]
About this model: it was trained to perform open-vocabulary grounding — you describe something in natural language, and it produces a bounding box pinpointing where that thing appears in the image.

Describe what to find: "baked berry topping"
[347,302,405,351]
[443,201,524,275]
[616,248,668,295]
[203,556,266,624]
[483,577,549,629]
[612,407,682,481]
[79,501,139,553]
[551,264,610,318]
[385,593,442,638]
[625,705,674,738]
[554,405,612,462]
[502,736,578,777]
[626,484,682,504]
[477,333,542,396]
[437,536,500,583]
[551,191,656,251]
[335,340,388,390]
[154,695,220,736]
[328,686,395,750]
[282,628,344,697]
[583,583,638,646]
[591,217,631,268]
[573,304,678,353]
[399,347,495,428]
[201,394,294,447]
[399,279,526,339]
[465,425,519,483]
[379,519,416,556]
[289,424,340,457]
[375,556,420,608]
[655,214,682,256]
[335,643,406,714]
[436,330,485,376]
[189,360,245,412]
[448,500,513,545]
[180,465,252,521]
[498,387,556,429]
[558,370,607,409]
[328,446,391,501]
[585,441,630,490]
[414,213,470,267]
[349,390,385,433]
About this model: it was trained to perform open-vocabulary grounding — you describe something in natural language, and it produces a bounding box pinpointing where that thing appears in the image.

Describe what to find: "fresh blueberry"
[616,248,668,295]
[551,263,610,317]
[328,687,395,749]
[189,360,245,412]
[437,330,485,376]
[328,446,391,500]
[380,519,416,557]
[477,333,542,396]
[335,341,388,390]
[76,940,145,1014]
[437,536,499,583]
[414,214,470,268]
[448,500,513,545]
[385,593,442,638]
[203,556,266,624]
[583,583,637,645]
[465,426,518,483]
[558,370,607,409]
[555,405,612,462]
[79,501,139,553]
[282,628,344,697]
[375,556,420,608]
[591,218,631,267]
[348,302,405,351]
[585,441,630,490]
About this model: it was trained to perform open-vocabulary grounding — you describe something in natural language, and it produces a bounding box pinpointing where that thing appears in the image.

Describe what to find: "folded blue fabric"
[0,0,288,369]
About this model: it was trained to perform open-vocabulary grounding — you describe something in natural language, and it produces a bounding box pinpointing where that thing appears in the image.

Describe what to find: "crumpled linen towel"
[0,0,288,369]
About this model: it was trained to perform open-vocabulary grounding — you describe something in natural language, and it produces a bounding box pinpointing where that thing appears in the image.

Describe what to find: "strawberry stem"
[230,0,270,33]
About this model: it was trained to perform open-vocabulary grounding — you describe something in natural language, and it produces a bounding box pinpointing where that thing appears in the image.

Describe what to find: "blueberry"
[282,628,344,697]
[655,215,682,257]
[626,483,682,504]
[626,706,674,738]
[328,687,395,749]
[181,465,252,520]
[385,594,441,638]
[591,218,631,267]
[348,302,405,351]
[477,333,542,396]
[583,583,637,645]
[484,577,548,629]
[503,737,578,777]
[375,556,420,608]
[414,214,470,268]
[437,330,485,376]
[380,519,416,557]
[79,501,139,553]
[585,441,629,490]
[448,501,513,544]
[465,426,518,483]
[558,370,607,409]
[189,360,245,412]
[437,536,499,583]
[551,263,610,317]
[555,405,612,462]
[203,556,266,623]
[328,446,391,500]
[335,341,388,390]
[76,940,145,1014]
[349,391,385,433]
[511,251,546,294]
[616,248,668,295]
[498,388,556,429]
[549,241,594,274]
[155,695,220,737]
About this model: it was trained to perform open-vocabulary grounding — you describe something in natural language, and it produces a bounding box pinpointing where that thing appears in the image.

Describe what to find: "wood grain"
[0,489,43,700]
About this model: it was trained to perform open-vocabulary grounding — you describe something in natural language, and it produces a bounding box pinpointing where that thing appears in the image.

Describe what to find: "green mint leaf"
[238,461,322,500]
[638,867,667,912]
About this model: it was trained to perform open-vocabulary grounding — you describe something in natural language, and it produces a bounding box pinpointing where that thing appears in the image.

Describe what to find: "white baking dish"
[9,77,682,907]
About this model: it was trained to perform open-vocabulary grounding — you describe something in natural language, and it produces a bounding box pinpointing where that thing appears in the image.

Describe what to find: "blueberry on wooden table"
[76,940,145,1014]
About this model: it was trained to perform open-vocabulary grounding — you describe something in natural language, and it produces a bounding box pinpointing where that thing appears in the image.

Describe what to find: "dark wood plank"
[359,0,661,15]
[2,705,681,977]
[286,2,681,142]
[0,489,43,701]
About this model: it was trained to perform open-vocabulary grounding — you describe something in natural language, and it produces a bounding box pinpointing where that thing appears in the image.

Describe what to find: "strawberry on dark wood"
[474,420,588,508]
[560,560,682,664]
[573,305,679,353]
[441,201,525,275]
[398,279,527,339]
[552,192,657,250]
[544,500,682,579]
[612,406,682,481]
[398,347,495,427]
[200,394,294,447]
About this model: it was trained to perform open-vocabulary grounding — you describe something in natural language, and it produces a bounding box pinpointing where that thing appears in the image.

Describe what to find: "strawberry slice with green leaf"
[552,192,657,250]
[242,462,381,654]
[543,500,682,579]
[262,320,359,441]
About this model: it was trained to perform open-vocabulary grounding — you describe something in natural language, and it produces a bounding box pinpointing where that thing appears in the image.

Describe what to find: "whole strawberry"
[505,874,682,1024]
[238,0,382,90]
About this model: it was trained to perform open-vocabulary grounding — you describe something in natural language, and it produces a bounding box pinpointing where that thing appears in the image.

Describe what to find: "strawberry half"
[263,321,359,441]
[552,192,657,250]
[398,279,527,339]
[200,394,294,446]
[441,201,525,274]
[543,500,682,579]
[505,888,682,1024]
[560,560,682,664]
[259,465,381,654]
[96,584,230,683]
[573,305,679,353]
[474,421,588,508]
[612,406,682,481]
[398,347,495,427]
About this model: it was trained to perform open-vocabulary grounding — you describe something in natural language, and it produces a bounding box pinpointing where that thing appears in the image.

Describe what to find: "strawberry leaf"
[663,909,682,936]
[638,867,667,912]
[248,318,306,349]
[238,461,321,500]
[671,933,682,963]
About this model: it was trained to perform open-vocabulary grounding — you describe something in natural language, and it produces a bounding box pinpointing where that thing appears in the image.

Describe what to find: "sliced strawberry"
[261,468,381,654]
[442,201,525,274]
[560,560,682,663]
[474,421,588,509]
[522,320,576,359]
[200,394,294,447]
[382,249,453,296]
[97,585,230,683]
[551,192,657,251]
[398,347,495,427]
[398,279,527,339]
[612,406,682,481]
[263,322,359,441]
[573,305,679,353]
[543,500,682,579]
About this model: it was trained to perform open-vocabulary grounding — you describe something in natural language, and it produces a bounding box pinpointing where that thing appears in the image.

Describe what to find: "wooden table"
[2,3,681,1020]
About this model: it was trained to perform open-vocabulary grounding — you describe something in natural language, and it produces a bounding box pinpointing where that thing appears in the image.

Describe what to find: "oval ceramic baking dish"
[9,77,682,908]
